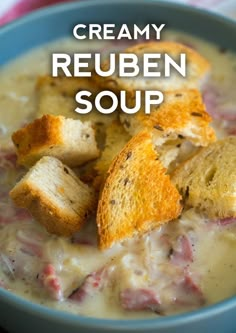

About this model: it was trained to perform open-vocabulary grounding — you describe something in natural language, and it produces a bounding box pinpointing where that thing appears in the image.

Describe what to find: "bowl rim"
[0,0,236,36]
[1,285,236,330]
[0,0,236,330]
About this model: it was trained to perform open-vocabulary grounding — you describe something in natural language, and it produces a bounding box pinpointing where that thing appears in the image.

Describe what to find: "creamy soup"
[0,31,236,319]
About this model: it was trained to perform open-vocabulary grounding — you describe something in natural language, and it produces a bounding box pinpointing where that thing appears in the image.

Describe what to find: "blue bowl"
[0,1,236,332]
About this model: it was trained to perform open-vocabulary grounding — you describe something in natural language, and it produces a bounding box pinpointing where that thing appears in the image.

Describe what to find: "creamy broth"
[0,31,236,319]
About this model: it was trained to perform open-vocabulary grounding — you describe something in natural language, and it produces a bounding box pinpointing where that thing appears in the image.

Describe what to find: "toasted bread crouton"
[36,75,117,128]
[97,42,210,92]
[97,131,182,249]
[94,121,131,187]
[120,90,215,147]
[171,137,236,219]
[120,89,215,169]
[10,156,96,236]
[12,114,100,168]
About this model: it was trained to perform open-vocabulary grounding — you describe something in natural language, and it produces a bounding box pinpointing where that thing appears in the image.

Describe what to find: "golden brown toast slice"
[171,137,236,219]
[97,131,182,249]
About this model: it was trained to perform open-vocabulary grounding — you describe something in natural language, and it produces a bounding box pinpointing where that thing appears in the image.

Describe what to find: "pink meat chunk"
[175,273,205,306]
[202,85,220,118]
[0,206,32,226]
[170,235,193,265]
[69,267,109,303]
[120,288,160,312]
[39,264,62,301]
[217,217,236,226]
[0,150,17,167]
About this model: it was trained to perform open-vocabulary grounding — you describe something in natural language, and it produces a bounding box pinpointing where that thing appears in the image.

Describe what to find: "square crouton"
[12,114,100,167]
[10,156,96,236]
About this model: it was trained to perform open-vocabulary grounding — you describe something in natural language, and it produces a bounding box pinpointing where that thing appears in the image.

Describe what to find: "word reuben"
[51,24,187,115]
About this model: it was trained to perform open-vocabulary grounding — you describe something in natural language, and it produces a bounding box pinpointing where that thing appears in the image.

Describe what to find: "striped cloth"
[0,0,235,26]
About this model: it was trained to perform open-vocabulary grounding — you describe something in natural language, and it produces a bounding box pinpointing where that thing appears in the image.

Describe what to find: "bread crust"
[12,115,63,162]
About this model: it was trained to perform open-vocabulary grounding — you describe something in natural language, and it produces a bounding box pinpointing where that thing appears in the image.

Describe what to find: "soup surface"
[0,30,236,319]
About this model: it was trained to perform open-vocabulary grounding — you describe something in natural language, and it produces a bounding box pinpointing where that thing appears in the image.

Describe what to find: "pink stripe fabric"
[0,0,230,27]
[0,0,76,26]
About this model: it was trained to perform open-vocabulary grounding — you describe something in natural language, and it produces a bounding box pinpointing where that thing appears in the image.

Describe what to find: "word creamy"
[73,24,165,40]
